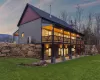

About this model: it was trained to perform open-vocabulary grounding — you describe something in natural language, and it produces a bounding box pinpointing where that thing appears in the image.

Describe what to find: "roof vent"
[50,5,52,18]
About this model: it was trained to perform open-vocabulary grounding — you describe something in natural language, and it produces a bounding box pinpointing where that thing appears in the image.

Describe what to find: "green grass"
[0,55,100,80]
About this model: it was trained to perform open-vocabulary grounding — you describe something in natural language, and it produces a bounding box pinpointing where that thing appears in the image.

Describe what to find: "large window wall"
[42,24,83,45]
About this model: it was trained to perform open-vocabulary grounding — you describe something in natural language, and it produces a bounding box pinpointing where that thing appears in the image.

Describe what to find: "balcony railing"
[42,35,84,44]
[42,35,63,42]
[42,35,52,42]
[64,37,70,43]
[71,39,76,44]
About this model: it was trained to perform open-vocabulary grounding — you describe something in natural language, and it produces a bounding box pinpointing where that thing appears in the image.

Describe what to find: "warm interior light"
[68,32,70,34]
[65,45,67,48]
[60,44,63,48]
[45,48,51,57]
[60,49,63,56]
[61,29,63,32]
[48,48,51,56]
[59,48,61,55]
[21,33,24,38]
[71,37,75,39]
[43,24,53,30]
[45,44,49,48]
[72,33,75,37]
[48,31,52,35]
[72,48,75,51]
[64,49,68,55]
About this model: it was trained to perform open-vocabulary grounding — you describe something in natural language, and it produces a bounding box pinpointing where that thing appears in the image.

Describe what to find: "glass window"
[42,29,52,36]
[64,49,68,55]
[45,48,51,57]
[59,48,63,56]
[64,35,69,38]
[21,32,24,38]
[48,31,52,35]
[71,37,76,39]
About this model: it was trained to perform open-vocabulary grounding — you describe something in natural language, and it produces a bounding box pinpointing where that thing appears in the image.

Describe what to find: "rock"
[0,54,6,57]
[1,43,8,47]
[1,50,10,53]
[29,44,35,47]
[10,44,16,48]
[35,45,41,48]
[27,51,34,57]
[23,45,30,49]
[28,47,34,51]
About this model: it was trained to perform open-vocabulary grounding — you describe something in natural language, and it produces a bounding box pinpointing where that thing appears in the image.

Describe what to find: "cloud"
[0,0,54,35]
[0,0,32,35]
[74,0,100,8]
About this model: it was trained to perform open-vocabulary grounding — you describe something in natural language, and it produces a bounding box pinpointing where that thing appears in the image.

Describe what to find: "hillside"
[0,34,13,42]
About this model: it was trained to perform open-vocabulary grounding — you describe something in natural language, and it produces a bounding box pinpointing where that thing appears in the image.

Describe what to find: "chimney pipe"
[50,5,52,18]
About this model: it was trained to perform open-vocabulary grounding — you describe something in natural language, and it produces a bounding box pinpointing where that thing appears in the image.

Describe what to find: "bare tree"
[60,10,75,28]
[94,13,100,45]
[83,12,94,45]
[75,4,83,32]
[87,13,93,28]
[60,10,68,22]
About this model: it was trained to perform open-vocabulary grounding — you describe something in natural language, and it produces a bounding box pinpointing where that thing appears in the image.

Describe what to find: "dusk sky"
[0,0,100,35]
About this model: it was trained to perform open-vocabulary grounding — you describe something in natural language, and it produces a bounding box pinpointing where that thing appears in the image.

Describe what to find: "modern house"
[13,3,84,63]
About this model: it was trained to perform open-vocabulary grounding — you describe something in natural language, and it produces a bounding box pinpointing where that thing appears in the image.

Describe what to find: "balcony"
[42,35,84,45]
[42,35,76,44]
[42,35,52,42]
[42,35,63,42]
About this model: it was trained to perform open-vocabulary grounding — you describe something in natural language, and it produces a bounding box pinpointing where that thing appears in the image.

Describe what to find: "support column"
[80,39,82,56]
[69,32,72,59]
[75,37,78,57]
[51,25,55,63]
[41,44,44,60]
[62,30,65,61]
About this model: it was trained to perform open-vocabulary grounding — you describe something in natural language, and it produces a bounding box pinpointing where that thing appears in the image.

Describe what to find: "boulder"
[10,44,16,48]
[0,54,6,57]
[1,50,10,53]
[28,47,34,51]
[27,51,34,57]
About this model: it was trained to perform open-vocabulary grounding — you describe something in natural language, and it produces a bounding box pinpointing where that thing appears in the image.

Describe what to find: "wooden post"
[80,38,82,56]
[75,36,77,57]
[41,44,44,60]
[69,32,72,59]
[51,25,55,63]
[62,29,65,61]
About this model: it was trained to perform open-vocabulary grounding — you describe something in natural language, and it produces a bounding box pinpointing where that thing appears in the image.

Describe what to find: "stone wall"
[0,43,41,59]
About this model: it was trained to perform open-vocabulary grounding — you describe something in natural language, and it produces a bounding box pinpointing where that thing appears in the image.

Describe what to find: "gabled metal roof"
[28,4,72,29]
[18,3,84,36]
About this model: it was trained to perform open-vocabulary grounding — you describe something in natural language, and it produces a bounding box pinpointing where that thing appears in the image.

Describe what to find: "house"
[13,3,84,63]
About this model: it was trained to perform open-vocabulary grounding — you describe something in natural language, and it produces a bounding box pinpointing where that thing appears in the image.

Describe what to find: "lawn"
[0,55,100,80]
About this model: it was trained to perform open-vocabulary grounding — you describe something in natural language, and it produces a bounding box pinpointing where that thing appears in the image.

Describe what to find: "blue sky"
[0,0,100,34]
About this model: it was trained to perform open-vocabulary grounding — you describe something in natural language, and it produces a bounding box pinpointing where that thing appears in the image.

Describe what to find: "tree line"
[59,5,100,46]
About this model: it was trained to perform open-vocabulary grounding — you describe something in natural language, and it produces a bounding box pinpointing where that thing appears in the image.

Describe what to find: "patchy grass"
[0,55,100,80]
